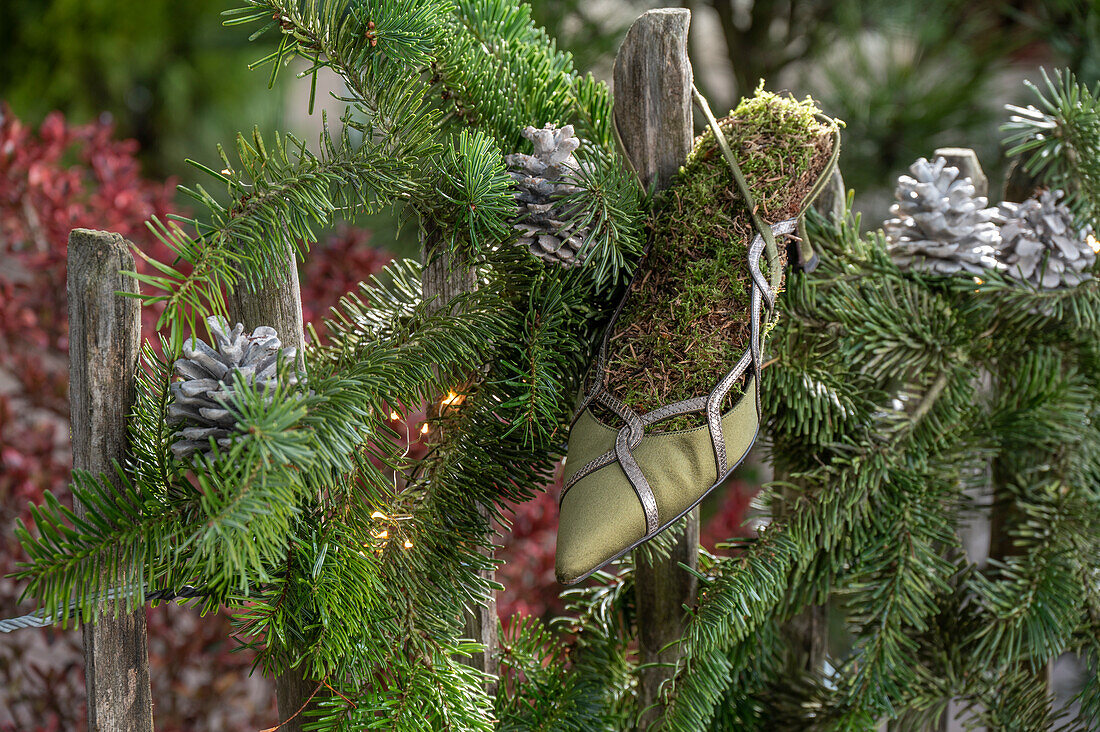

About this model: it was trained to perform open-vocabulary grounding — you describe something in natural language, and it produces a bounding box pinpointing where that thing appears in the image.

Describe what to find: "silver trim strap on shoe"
[561,218,798,538]
[705,218,796,476]
[616,421,659,534]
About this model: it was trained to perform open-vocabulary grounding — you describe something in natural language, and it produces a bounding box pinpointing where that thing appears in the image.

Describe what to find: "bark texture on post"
[420,227,498,692]
[227,238,313,731]
[612,10,696,727]
[613,9,695,193]
[226,240,306,356]
[67,229,153,732]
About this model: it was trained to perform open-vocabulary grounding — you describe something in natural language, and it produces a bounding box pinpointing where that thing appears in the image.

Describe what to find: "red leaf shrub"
[299,224,393,344]
[498,485,561,621]
[699,479,759,553]
[0,106,183,730]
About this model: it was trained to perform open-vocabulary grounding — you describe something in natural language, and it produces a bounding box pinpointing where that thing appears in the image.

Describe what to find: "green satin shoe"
[556,89,841,585]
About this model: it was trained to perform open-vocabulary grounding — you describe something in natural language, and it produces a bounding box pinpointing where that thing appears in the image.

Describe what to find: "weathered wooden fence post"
[612,9,696,727]
[226,238,312,731]
[67,229,153,732]
[420,225,500,692]
[773,168,848,681]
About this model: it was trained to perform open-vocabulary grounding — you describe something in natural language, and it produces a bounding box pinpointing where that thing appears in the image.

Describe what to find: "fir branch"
[495,276,588,447]
[135,120,423,345]
[1002,68,1100,230]
[13,467,195,624]
[963,668,1066,731]
[969,479,1087,666]
[829,470,957,720]
[433,128,517,258]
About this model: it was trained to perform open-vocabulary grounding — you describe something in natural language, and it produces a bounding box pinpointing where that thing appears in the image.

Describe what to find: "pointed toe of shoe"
[555,465,647,585]
[555,384,762,584]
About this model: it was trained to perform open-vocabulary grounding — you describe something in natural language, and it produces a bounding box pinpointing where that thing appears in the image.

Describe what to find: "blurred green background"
[3,0,1097,231]
[0,0,288,180]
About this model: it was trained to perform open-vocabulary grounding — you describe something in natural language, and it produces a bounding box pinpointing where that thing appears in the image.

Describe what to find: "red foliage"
[0,107,405,731]
[699,479,759,553]
[0,108,275,731]
[498,485,561,621]
[0,105,177,366]
[299,224,393,344]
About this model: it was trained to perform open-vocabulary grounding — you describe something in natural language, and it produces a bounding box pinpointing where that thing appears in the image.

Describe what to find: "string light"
[389,411,400,421]
[370,511,388,520]
[403,539,414,549]
[374,530,389,540]
[441,391,464,407]
[420,423,430,435]
[1089,234,1100,254]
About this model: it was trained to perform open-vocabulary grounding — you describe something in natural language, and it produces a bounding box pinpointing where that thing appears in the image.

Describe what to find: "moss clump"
[600,88,838,431]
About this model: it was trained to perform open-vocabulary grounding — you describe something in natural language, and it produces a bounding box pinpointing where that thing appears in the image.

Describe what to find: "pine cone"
[993,189,1096,289]
[168,316,299,461]
[505,123,591,268]
[884,156,1002,275]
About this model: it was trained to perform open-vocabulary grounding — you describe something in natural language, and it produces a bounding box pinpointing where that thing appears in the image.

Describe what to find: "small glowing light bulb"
[1089,234,1100,254]
[370,511,388,520]
[403,539,414,549]
[420,423,430,435]
[374,530,389,540]
[389,411,400,421]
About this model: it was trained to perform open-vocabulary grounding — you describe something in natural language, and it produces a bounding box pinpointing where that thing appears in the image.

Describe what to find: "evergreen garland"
[16,1,642,727]
[9,0,1100,727]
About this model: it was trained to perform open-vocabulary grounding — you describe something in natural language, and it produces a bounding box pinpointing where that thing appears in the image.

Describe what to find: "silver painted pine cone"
[885,156,1002,275]
[505,123,591,268]
[993,189,1096,290]
[168,316,299,461]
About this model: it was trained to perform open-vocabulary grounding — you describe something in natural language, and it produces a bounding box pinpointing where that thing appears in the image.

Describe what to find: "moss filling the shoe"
[601,89,837,432]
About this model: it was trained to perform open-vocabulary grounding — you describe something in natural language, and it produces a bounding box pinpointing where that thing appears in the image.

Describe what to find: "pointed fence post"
[419,224,499,693]
[612,9,696,728]
[67,229,153,732]
[935,148,987,199]
[226,238,312,732]
[772,172,848,681]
